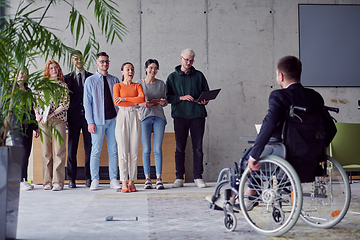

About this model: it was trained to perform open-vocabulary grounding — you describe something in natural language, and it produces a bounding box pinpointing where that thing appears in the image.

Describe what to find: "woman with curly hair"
[35,60,70,191]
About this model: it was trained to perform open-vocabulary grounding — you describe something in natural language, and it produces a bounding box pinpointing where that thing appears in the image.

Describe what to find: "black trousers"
[21,126,34,180]
[174,117,205,180]
[67,115,92,181]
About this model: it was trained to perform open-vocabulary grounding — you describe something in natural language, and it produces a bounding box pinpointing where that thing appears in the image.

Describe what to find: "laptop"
[192,89,221,102]
[255,124,262,134]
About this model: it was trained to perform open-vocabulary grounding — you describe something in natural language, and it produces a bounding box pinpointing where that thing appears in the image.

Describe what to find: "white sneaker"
[90,179,99,191]
[172,179,184,188]
[194,178,207,188]
[156,178,165,190]
[20,179,34,191]
[244,197,257,211]
[144,178,152,189]
[43,184,52,190]
[110,179,121,190]
[52,183,62,191]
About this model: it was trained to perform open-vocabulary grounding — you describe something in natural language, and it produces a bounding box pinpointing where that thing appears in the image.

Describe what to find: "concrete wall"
[7,0,360,181]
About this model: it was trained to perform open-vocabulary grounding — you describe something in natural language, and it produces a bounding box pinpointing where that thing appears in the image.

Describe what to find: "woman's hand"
[34,129,40,138]
[40,118,48,124]
[35,112,42,122]
[114,96,125,104]
[139,101,154,108]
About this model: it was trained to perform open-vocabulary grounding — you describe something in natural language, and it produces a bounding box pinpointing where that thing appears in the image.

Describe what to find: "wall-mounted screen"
[299,4,360,87]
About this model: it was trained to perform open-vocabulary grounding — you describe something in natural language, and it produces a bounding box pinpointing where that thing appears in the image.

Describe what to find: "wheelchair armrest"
[324,106,339,113]
[240,137,256,143]
[240,136,281,144]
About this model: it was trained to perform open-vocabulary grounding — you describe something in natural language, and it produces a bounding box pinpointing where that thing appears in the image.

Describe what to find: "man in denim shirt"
[83,52,121,190]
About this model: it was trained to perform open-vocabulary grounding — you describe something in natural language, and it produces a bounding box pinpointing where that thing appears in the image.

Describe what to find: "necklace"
[123,80,132,85]
[142,77,156,84]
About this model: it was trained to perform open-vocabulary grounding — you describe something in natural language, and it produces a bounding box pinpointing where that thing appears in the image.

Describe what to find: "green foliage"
[0,0,127,146]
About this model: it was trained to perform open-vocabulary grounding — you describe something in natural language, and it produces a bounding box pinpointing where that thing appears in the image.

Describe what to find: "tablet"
[192,89,221,102]
[149,99,161,106]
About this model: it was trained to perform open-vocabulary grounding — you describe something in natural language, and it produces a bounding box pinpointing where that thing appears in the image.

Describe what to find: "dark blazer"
[64,71,93,123]
[250,82,324,160]
[249,82,330,182]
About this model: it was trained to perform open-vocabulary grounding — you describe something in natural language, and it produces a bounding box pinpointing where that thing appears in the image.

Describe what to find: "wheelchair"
[208,106,351,237]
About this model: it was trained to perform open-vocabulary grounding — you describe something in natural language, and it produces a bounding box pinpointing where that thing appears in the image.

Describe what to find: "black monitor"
[299,4,360,87]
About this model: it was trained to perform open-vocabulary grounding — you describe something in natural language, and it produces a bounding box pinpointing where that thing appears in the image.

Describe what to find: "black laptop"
[192,89,221,102]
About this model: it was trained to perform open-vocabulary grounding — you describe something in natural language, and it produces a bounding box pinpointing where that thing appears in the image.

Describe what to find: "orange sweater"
[113,82,145,107]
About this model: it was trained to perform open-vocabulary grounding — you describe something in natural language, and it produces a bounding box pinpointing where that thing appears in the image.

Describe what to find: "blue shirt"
[84,71,120,125]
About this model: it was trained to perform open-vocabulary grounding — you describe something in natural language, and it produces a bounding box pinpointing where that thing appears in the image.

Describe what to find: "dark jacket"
[166,65,209,119]
[250,82,330,182]
[22,85,38,132]
[64,71,93,123]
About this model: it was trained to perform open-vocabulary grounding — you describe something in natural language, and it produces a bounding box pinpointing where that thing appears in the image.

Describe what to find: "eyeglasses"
[98,60,110,64]
[181,56,194,64]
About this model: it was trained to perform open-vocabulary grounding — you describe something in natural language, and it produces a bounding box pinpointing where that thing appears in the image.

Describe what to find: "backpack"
[281,106,337,182]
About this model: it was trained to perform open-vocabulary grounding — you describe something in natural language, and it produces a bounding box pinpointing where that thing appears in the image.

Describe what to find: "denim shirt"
[84,71,120,125]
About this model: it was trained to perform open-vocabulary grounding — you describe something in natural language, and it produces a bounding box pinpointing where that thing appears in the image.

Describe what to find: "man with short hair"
[166,48,210,188]
[64,50,93,188]
[83,52,121,190]
[244,55,335,210]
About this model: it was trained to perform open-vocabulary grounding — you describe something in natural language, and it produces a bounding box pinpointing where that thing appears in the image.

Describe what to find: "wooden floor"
[32,133,176,184]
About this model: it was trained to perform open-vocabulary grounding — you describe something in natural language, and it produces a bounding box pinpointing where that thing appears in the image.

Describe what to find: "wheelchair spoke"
[239,156,302,237]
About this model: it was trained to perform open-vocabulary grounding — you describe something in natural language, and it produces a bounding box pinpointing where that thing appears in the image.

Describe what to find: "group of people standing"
[20,48,211,192]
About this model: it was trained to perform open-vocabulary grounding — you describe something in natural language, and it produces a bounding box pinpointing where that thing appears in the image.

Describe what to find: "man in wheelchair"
[242,55,336,211]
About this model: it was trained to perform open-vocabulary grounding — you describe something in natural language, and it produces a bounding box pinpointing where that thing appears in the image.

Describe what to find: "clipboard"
[39,105,50,122]
[192,89,221,102]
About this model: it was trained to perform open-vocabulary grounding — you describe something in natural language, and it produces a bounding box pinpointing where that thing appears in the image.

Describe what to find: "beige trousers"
[115,107,142,182]
[39,117,67,187]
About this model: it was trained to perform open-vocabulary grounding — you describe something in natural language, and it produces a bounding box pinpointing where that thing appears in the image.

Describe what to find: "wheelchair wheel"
[224,211,237,232]
[300,156,351,228]
[239,155,303,237]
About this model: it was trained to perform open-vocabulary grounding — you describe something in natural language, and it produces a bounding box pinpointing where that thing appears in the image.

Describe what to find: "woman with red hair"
[35,60,70,191]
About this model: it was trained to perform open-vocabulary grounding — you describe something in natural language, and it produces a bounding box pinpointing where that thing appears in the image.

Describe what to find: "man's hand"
[88,123,96,134]
[179,95,194,101]
[248,156,260,172]
[198,99,209,105]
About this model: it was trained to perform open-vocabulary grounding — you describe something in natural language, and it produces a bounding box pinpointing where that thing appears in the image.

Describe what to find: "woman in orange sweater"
[113,62,145,192]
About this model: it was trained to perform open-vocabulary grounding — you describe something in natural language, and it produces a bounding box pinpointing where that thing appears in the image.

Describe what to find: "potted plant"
[0,0,127,238]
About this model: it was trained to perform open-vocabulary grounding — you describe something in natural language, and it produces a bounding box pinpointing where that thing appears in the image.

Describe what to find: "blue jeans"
[90,118,118,180]
[141,116,166,176]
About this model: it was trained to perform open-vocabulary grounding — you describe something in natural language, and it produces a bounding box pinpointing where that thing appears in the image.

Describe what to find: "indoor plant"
[0,0,127,238]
